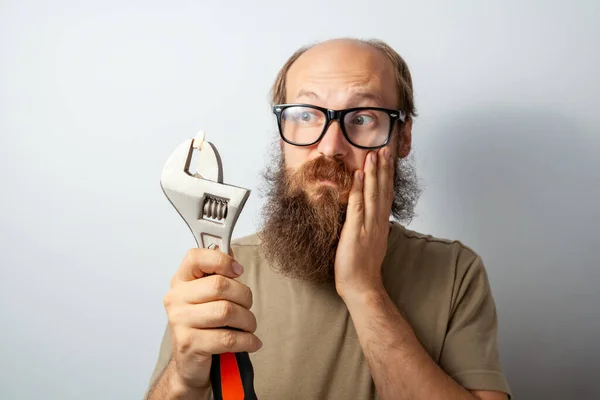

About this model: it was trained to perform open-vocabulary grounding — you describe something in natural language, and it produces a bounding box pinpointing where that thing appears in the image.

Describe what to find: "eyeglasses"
[273,104,405,150]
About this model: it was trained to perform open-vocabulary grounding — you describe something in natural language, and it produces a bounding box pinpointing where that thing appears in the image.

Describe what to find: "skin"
[148,39,508,400]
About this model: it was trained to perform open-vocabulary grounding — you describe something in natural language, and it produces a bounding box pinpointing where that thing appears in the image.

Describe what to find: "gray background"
[1,0,598,399]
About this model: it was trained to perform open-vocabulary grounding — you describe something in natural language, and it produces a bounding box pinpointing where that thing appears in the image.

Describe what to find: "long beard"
[258,144,421,284]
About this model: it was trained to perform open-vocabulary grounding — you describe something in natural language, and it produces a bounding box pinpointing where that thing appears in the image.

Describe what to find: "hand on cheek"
[334,146,395,300]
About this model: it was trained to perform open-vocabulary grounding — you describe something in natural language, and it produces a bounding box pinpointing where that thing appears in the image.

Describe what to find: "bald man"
[146,38,512,400]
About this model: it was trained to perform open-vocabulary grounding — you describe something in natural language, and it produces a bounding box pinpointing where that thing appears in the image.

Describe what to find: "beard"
[258,143,421,285]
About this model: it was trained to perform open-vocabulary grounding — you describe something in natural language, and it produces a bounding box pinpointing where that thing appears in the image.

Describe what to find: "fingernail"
[258,339,264,349]
[232,261,244,276]
[371,152,377,164]
[357,171,364,181]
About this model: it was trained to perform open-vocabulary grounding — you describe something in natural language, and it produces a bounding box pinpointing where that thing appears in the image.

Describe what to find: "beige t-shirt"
[148,222,512,399]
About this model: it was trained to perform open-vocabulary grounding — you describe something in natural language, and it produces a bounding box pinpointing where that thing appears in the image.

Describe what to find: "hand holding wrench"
[160,131,258,400]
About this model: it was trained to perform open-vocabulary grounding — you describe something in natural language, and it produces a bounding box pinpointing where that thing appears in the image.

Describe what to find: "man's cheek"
[282,143,310,167]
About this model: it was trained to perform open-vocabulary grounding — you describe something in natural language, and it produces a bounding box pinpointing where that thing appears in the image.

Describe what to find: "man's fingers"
[377,146,395,216]
[174,328,263,356]
[181,300,258,333]
[198,329,263,355]
[363,151,379,224]
[178,275,253,310]
[172,248,244,286]
[346,170,365,229]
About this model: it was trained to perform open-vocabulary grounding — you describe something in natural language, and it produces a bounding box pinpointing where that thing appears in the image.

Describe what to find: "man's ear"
[396,118,412,159]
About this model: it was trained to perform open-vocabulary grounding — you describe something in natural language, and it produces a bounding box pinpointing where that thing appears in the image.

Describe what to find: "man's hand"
[162,248,263,391]
[335,146,394,299]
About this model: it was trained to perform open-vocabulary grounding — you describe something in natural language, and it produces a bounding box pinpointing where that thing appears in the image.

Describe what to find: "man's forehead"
[286,40,396,105]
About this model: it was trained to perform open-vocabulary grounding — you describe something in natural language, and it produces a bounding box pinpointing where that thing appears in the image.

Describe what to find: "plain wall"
[1,1,598,399]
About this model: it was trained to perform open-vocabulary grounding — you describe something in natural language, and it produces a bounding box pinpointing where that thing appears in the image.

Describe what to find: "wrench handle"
[210,350,258,400]
[202,227,256,398]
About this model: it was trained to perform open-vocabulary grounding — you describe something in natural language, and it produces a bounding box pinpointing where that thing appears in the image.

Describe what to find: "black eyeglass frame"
[272,103,406,150]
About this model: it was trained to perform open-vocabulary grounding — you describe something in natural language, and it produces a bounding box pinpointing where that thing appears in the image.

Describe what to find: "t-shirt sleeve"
[439,253,512,398]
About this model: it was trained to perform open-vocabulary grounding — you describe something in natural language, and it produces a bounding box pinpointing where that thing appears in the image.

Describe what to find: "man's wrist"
[167,366,212,400]
[339,284,387,308]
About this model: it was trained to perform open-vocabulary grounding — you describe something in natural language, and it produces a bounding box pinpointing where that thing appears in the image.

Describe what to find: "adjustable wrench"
[160,131,257,400]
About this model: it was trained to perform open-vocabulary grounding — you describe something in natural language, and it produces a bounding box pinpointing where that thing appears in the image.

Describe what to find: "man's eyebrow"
[347,91,385,104]
[296,90,320,100]
[294,89,385,105]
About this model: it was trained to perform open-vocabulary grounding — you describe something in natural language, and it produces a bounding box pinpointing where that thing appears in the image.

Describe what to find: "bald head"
[286,39,398,110]
[271,38,416,118]
[290,38,395,78]
[289,38,395,80]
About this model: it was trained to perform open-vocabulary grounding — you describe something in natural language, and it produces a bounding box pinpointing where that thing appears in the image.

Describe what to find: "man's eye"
[352,114,375,125]
[301,112,312,121]
[296,111,317,122]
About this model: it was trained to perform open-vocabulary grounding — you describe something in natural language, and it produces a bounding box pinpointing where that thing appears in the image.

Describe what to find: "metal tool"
[160,131,257,400]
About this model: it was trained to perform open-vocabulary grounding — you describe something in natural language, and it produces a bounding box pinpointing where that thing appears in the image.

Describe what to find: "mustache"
[290,156,354,192]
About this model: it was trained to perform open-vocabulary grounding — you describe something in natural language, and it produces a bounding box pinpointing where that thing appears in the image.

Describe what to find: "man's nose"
[316,121,348,158]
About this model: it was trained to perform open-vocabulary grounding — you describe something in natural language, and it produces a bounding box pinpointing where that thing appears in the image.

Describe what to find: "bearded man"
[146,38,512,400]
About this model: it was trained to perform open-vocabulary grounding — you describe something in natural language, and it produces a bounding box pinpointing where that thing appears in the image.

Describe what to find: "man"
[146,38,512,400]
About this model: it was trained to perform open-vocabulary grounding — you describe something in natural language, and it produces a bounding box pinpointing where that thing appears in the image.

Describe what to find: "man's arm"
[334,147,509,400]
[147,358,212,400]
[343,289,507,400]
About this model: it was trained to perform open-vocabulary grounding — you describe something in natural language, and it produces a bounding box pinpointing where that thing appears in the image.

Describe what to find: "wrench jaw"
[160,138,222,183]
[160,138,250,255]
